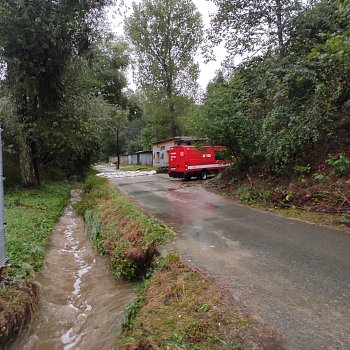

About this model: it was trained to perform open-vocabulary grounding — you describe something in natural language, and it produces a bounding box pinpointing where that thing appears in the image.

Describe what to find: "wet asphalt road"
[99,166,350,350]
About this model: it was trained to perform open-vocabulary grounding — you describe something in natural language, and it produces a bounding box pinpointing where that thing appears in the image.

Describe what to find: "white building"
[152,137,204,167]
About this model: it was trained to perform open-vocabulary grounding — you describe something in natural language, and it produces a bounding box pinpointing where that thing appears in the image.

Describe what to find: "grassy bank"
[205,160,350,232]
[1,181,70,346]
[119,165,157,172]
[5,182,70,278]
[119,252,248,349]
[78,173,283,349]
[118,252,283,350]
[76,173,174,280]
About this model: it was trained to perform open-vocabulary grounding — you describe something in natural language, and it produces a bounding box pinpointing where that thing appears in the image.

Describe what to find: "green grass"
[118,252,251,350]
[5,181,70,279]
[119,165,157,172]
[76,173,174,280]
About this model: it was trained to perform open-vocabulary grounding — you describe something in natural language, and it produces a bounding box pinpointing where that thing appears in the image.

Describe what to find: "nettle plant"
[326,153,350,176]
[293,164,311,181]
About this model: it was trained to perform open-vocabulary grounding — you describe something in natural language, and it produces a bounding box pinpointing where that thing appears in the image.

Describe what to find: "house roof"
[152,136,206,145]
[132,150,152,154]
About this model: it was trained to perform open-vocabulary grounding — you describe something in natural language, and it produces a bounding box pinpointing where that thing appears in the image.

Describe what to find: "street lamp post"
[116,126,120,170]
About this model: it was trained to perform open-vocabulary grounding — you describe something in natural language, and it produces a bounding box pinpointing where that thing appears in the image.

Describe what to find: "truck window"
[215,149,232,160]
[215,151,224,160]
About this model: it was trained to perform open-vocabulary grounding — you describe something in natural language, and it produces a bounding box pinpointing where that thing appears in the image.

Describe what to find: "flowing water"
[10,192,135,350]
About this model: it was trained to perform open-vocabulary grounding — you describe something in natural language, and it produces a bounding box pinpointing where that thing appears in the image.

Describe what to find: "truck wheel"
[200,170,207,180]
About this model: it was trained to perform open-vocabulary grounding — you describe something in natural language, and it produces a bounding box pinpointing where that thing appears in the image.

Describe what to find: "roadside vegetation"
[120,165,157,172]
[78,173,283,349]
[190,0,350,223]
[118,251,283,350]
[0,181,70,347]
[76,172,174,280]
[206,150,350,231]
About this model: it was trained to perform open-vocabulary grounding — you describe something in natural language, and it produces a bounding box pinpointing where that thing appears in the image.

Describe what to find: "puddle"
[9,191,135,350]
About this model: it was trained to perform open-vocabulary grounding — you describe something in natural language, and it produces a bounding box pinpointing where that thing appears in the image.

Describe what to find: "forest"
[0,0,349,188]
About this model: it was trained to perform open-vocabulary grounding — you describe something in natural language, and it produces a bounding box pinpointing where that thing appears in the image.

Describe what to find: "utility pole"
[0,127,8,266]
[116,126,120,170]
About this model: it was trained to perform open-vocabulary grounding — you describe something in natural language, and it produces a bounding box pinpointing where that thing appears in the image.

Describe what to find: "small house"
[128,151,153,166]
[152,136,204,168]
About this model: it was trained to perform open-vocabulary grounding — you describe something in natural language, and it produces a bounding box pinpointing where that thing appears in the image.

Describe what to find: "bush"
[326,153,350,176]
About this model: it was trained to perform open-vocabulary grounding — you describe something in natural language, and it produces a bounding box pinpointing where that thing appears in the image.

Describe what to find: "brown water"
[10,193,135,350]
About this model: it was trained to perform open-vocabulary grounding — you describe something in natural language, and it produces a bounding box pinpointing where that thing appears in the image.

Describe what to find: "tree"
[36,40,130,177]
[308,0,350,65]
[205,0,307,62]
[199,58,271,166]
[125,0,203,137]
[0,0,112,187]
[199,0,350,175]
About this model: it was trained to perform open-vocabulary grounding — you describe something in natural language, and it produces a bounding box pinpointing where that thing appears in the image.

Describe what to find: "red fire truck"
[168,145,232,180]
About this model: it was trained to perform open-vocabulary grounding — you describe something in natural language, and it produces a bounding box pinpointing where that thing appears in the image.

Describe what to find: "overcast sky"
[192,0,227,89]
[107,0,227,90]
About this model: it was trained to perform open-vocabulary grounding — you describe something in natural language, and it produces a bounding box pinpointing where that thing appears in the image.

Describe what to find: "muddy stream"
[10,191,135,350]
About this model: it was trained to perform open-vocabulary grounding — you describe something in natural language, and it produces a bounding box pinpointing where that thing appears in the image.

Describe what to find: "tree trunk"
[30,139,41,187]
[166,84,178,137]
[169,98,178,137]
[275,0,284,60]
[17,127,39,188]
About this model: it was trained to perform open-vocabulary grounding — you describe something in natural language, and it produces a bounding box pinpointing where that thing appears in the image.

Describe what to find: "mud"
[9,191,135,350]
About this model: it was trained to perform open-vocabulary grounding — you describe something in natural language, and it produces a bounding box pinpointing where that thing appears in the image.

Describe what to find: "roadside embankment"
[78,172,284,349]
[0,181,70,347]
[205,158,350,232]
[76,173,174,280]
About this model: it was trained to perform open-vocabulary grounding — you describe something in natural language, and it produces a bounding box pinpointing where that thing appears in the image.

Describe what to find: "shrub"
[326,153,350,176]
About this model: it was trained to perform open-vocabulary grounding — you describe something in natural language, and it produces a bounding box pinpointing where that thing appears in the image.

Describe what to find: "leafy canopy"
[124,0,203,138]
[125,0,203,96]
[195,0,350,174]
[205,0,306,62]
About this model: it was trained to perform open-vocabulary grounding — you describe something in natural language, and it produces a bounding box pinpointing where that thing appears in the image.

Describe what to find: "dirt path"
[9,192,135,350]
